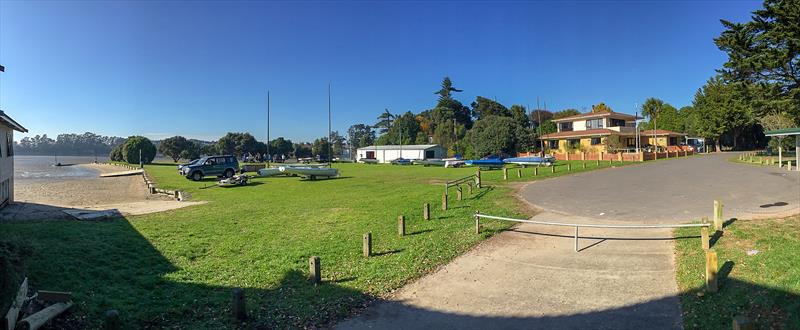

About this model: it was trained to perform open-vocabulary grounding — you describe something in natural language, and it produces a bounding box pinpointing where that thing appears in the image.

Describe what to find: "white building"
[356,144,446,163]
[1,110,28,209]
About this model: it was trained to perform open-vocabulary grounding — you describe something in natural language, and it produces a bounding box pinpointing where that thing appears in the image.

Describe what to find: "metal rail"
[474,212,710,252]
[444,174,478,195]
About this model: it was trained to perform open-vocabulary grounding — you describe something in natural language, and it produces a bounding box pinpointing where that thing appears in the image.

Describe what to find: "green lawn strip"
[674,216,800,329]
[1,161,612,328]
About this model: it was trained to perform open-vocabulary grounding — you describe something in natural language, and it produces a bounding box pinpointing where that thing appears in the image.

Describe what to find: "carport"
[765,127,800,169]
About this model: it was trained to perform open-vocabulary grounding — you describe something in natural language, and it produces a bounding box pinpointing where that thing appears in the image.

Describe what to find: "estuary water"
[14,155,106,181]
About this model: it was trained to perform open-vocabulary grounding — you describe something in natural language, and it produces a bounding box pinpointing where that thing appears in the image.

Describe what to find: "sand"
[3,164,202,221]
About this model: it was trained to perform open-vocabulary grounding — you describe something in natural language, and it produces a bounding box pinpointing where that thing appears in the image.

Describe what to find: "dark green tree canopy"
[434,76,463,100]
[121,136,156,164]
[158,136,190,162]
[216,132,258,158]
[552,109,580,119]
[471,96,508,120]
[269,137,294,157]
[465,115,517,157]
[347,124,375,149]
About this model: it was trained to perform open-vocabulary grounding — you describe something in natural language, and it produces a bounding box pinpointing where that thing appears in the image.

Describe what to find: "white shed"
[0,110,28,209]
[356,144,445,163]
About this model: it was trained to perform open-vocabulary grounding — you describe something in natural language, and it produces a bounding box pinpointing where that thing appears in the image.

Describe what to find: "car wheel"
[192,171,203,181]
[224,169,234,178]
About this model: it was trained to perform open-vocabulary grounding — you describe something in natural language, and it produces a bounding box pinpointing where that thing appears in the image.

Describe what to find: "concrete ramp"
[63,209,122,220]
[99,170,143,177]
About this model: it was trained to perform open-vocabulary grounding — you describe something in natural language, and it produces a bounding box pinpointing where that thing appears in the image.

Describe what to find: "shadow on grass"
[373,249,404,257]
[408,229,434,236]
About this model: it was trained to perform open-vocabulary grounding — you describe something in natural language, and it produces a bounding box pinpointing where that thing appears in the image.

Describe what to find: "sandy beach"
[4,163,201,221]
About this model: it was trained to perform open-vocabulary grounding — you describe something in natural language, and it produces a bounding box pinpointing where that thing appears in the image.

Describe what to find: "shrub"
[109,144,124,162]
[121,136,157,164]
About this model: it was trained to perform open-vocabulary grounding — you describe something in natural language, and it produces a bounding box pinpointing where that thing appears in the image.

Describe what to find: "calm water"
[14,155,107,181]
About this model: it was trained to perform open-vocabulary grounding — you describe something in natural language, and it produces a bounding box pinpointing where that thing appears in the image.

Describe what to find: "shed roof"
[551,111,642,123]
[764,127,800,137]
[0,110,28,132]
[357,144,441,151]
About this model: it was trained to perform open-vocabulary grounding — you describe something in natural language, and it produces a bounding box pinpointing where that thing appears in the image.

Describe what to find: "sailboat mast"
[267,90,270,168]
[328,83,332,168]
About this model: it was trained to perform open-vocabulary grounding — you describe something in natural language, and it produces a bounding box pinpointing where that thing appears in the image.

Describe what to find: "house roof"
[637,129,686,137]
[0,110,28,132]
[551,111,641,123]
[357,144,441,151]
[541,129,615,139]
[764,127,800,137]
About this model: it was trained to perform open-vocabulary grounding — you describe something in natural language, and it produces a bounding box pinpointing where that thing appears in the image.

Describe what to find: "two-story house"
[1,110,28,209]
[540,110,685,154]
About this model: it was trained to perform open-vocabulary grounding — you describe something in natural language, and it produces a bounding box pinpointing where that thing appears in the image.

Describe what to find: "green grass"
[675,216,800,329]
[1,161,625,328]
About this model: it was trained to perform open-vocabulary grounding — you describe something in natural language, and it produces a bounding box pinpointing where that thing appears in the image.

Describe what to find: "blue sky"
[0,0,760,142]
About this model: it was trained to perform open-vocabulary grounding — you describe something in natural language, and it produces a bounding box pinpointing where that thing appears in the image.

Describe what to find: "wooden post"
[516,169,521,178]
[534,167,538,176]
[714,200,723,231]
[398,215,405,236]
[442,193,448,210]
[705,250,718,292]
[456,187,462,201]
[503,168,508,180]
[582,161,586,169]
[475,170,481,188]
[732,316,754,330]
[581,152,586,160]
[467,182,473,194]
[423,203,430,220]
[596,159,600,166]
[6,277,28,330]
[475,216,480,234]
[701,226,710,250]
[16,302,74,330]
[618,153,623,162]
[363,233,372,257]
[567,163,571,171]
[104,310,121,330]
[551,165,556,173]
[309,256,321,284]
[232,288,247,321]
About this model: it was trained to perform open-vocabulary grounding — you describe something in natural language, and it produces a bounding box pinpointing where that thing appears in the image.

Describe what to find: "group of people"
[241,153,288,163]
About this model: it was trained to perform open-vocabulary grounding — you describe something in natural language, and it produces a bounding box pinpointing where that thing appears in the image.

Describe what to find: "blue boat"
[464,157,505,169]
[503,156,555,166]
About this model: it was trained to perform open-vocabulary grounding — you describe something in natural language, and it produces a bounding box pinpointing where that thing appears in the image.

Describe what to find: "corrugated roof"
[637,129,686,136]
[764,127,800,136]
[357,144,441,151]
[0,110,28,132]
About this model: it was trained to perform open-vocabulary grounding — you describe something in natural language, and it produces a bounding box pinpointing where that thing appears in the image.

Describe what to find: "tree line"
[14,133,126,156]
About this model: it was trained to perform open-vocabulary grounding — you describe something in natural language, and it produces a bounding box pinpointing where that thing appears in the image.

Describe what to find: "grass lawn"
[0,160,627,328]
[675,216,800,329]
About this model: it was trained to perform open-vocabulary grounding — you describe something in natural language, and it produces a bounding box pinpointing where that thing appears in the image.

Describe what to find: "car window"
[206,158,215,165]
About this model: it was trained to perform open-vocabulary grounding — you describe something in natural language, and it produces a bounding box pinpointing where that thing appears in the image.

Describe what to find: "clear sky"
[0,0,761,142]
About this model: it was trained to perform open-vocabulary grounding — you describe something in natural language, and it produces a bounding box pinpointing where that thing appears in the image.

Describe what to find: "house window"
[425,150,435,159]
[548,140,559,149]
[568,139,580,147]
[669,137,678,146]
[626,138,636,147]
[610,118,626,127]
[586,119,604,129]
[591,137,601,145]
[559,122,573,132]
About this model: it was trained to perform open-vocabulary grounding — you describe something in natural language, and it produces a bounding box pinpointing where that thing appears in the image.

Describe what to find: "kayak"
[464,159,505,168]
[258,168,282,177]
[504,156,555,166]
[390,158,413,165]
[279,166,339,180]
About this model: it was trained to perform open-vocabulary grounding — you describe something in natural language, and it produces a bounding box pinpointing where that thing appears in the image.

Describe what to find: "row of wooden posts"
[739,152,795,171]
[501,159,616,181]
[107,162,184,201]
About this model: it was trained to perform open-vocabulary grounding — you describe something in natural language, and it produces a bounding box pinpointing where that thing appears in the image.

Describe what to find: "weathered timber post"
[582,161,586,169]
[503,168,508,180]
[423,203,430,220]
[705,250,718,292]
[232,288,247,321]
[309,256,321,284]
[534,167,538,176]
[398,215,405,236]
[456,186,462,201]
[442,193,448,211]
[714,200,724,231]
[701,221,710,251]
[363,233,372,257]
[567,163,572,171]
[474,211,480,234]
[475,170,481,188]
[596,159,600,166]
[467,182,473,194]
[104,310,121,330]
[517,169,521,178]
[551,165,556,173]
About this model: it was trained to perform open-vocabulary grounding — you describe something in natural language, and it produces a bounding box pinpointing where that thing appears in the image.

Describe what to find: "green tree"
[158,136,191,162]
[216,132,257,158]
[465,116,517,157]
[552,109,580,119]
[269,137,294,158]
[715,0,800,120]
[121,136,156,164]
[109,144,124,162]
[434,76,463,100]
[591,103,613,113]
[330,131,345,157]
[179,141,201,161]
[692,76,751,152]
[346,124,375,149]
[312,138,331,159]
[293,143,312,158]
[376,111,421,145]
[471,96,508,120]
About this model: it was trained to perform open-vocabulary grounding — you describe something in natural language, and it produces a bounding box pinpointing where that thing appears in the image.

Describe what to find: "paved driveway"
[520,153,800,222]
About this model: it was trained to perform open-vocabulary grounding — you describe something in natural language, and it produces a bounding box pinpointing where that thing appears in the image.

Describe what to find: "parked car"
[183,155,239,181]
[177,159,200,174]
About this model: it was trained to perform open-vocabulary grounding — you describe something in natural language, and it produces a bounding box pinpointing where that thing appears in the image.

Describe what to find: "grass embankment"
[0,160,625,328]
[733,154,797,168]
[675,216,800,329]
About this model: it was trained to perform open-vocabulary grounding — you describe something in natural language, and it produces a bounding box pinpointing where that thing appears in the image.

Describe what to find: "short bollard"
[232,288,247,321]
[503,168,508,180]
[534,167,538,176]
[467,182,473,194]
[551,165,556,173]
[103,310,121,330]
[517,169,522,178]
[456,187,463,201]
[363,233,372,257]
[423,203,430,220]
[474,212,480,234]
[475,170,482,188]
[732,316,754,330]
[309,256,321,284]
[442,193,448,211]
[596,159,600,166]
[713,200,724,231]
[701,226,710,250]
[705,250,718,292]
[398,215,405,236]
[582,162,586,169]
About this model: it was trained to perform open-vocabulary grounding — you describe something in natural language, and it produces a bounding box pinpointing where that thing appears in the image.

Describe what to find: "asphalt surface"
[520,153,800,222]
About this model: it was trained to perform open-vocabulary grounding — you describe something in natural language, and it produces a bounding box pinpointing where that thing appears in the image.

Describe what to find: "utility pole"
[267,91,270,168]
[328,83,332,168]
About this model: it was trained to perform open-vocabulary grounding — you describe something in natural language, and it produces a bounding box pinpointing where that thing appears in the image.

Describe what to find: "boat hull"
[279,166,339,179]
[258,168,282,176]
[414,159,446,167]
[503,156,555,166]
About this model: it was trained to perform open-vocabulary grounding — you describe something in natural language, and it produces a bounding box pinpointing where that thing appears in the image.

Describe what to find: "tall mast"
[267,90,270,168]
[328,83,332,168]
